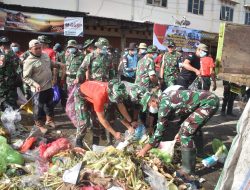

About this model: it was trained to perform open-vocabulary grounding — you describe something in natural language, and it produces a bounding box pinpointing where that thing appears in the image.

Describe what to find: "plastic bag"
[65,85,78,128]
[158,140,176,157]
[0,156,7,176]
[212,138,228,163]
[39,138,71,160]
[1,107,21,136]
[0,140,24,165]
[133,124,146,140]
[53,85,61,105]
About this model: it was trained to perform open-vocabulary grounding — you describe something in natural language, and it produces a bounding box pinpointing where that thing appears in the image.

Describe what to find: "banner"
[153,23,201,52]
[0,8,83,36]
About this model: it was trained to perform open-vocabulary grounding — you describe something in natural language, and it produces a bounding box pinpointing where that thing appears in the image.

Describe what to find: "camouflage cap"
[166,39,175,47]
[83,39,95,49]
[0,36,10,43]
[108,79,128,103]
[67,40,78,48]
[95,37,109,48]
[37,35,51,44]
[147,45,158,54]
[140,92,152,112]
[129,85,148,103]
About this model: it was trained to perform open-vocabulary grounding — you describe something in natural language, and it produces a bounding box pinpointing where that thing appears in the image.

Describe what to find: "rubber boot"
[34,120,47,134]
[92,136,100,145]
[193,129,204,158]
[75,135,84,148]
[45,116,56,128]
[181,147,196,174]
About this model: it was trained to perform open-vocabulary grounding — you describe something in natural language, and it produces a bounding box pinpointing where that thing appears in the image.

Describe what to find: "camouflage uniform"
[72,80,128,145]
[0,49,21,110]
[77,37,110,82]
[135,46,158,89]
[77,50,109,82]
[65,40,84,92]
[144,90,219,148]
[162,51,182,88]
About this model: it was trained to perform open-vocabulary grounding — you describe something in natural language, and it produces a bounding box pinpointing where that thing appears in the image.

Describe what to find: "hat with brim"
[108,79,128,103]
[95,37,109,49]
[166,40,175,47]
[67,40,78,48]
[127,42,137,50]
[147,45,158,54]
[138,43,147,49]
[140,92,152,112]
[83,39,95,49]
[197,43,208,51]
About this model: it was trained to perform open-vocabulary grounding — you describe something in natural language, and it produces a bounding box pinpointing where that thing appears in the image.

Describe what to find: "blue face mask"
[100,46,108,55]
[68,48,77,54]
[152,53,158,60]
[12,47,19,53]
[140,49,147,54]
[200,50,207,58]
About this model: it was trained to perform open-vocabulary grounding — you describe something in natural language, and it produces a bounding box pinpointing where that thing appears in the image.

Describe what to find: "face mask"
[149,106,158,114]
[140,49,146,54]
[200,50,207,58]
[152,53,158,60]
[124,51,128,55]
[68,48,77,54]
[12,47,19,53]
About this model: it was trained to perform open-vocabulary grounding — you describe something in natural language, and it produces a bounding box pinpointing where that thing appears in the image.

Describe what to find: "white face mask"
[12,47,19,53]
[200,50,207,58]
[149,106,158,114]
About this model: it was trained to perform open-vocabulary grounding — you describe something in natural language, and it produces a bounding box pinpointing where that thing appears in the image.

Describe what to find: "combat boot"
[75,135,84,148]
[34,120,47,134]
[45,115,56,129]
[181,147,196,174]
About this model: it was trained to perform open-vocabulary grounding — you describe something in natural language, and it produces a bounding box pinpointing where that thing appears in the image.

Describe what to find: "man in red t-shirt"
[38,35,56,62]
[73,79,135,147]
[200,54,216,91]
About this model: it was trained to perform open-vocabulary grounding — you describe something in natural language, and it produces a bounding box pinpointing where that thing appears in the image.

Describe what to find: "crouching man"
[137,88,219,174]
[74,79,134,147]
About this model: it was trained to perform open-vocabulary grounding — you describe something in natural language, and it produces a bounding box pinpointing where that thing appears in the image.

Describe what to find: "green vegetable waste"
[150,148,172,164]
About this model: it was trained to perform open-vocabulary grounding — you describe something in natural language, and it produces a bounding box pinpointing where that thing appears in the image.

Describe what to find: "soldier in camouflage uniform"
[137,88,219,174]
[159,40,182,90]
[0,36,21,110]
[72,79,130,147]
[135,45,159,90]
[82,39,95,58]
[76,37,110,83]
[65,40,84,93]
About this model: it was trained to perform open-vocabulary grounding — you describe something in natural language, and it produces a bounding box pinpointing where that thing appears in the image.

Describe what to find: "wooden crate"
[216,23,250,86]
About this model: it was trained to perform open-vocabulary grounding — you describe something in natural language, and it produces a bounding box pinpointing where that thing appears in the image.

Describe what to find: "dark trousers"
[121,75,135,83]
[176,76,191,89]
[221,84,237,114]
[32,88,54,121]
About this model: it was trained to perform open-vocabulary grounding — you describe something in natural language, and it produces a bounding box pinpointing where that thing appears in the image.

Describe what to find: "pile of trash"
[0,109,229,190]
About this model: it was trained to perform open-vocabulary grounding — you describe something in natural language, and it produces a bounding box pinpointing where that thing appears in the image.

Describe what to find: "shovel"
[18,79,51,112]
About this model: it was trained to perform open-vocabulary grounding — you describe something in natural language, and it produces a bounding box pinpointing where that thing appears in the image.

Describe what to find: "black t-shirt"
[179,54,200,82]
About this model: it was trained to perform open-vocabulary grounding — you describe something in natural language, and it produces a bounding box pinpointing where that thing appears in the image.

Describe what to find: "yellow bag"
[20,101,33,114]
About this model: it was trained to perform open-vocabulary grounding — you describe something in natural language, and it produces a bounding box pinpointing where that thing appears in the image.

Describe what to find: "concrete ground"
[20,79,243,189]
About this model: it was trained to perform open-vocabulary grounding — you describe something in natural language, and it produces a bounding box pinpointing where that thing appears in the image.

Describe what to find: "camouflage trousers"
[163,75,177,90]
[0,88,18,111]
[74,89,103,143]
[178,94,219,148]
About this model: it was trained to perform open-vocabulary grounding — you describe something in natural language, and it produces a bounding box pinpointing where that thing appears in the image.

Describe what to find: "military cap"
[37,35,51,44]
[29,39,41,48]
[166,39,175,47]
[83,39,95,49]
[197,43,208,51]
[147,45,158,53]
[95,37,109,48]
[0,36,10,43]
[67,40,78,48]
[108,79,128,103]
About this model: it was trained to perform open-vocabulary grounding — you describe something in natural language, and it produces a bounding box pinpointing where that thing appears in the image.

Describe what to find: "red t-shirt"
[154,54,162,72]
[80,81,109,113]
[200,56,215,77]
[42,48,56,62]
